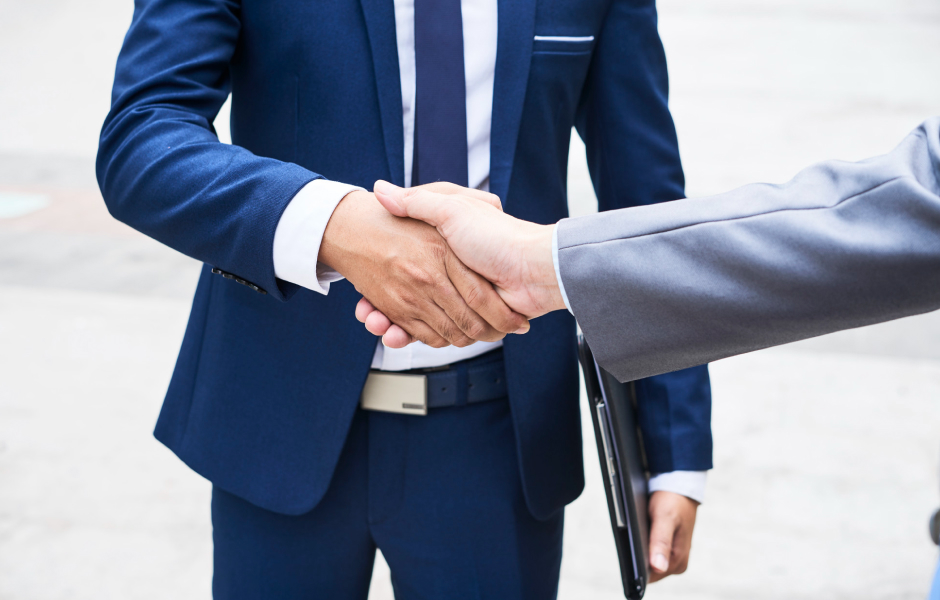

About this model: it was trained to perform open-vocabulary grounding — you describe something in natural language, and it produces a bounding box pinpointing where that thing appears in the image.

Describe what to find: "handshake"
[322,180,567,349]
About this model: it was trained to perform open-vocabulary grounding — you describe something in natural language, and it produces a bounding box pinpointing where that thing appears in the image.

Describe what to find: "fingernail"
[651,553,669,572]
[514,325,529,334]
[373,179,395,196]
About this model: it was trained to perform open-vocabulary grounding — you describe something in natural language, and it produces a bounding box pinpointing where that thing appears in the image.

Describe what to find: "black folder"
[578,335,649,600]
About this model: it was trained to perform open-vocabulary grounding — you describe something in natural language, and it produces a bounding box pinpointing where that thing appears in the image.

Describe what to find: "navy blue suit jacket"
[97,0,712,520]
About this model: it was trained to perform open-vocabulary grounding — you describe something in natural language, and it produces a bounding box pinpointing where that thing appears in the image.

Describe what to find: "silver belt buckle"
[360,371,428,416]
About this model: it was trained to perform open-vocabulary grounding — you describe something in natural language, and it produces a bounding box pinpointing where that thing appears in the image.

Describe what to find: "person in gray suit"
[359,117,940,380]
[355,116,940,597]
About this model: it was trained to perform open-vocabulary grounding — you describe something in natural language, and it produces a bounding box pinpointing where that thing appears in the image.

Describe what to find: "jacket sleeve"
[574,0,712,473]
[559,118,940,384]
[96,0,320,300]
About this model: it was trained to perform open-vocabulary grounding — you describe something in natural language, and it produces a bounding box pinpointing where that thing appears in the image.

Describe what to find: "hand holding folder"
[579,336,651,599]
[579,336,700,597]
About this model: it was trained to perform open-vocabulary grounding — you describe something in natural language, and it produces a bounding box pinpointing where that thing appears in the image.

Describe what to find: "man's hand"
[354,181,567,347]
[319,189,529,347]
[647,491,698,582]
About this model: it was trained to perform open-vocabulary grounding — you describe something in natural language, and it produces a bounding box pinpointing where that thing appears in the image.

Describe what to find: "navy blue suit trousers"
[212,399,564,600]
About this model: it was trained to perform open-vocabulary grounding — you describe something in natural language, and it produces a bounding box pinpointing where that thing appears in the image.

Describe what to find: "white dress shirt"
[271,0,706,503]
[273,0,501,372]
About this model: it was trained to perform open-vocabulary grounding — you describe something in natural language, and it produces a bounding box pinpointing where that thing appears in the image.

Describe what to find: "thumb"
[374,180,460,230]
[373,180,408,217]
[648,512,675,574]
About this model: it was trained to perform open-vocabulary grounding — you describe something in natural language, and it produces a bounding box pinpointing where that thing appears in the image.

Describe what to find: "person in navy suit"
[97,0,713,596]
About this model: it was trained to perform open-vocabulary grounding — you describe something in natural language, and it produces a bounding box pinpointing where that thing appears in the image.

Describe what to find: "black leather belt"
[359,349,507,415]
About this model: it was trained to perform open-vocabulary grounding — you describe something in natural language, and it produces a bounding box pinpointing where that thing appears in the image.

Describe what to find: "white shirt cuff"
[551,223,573,314]
[648,471,707,504]
[272,179,363,295]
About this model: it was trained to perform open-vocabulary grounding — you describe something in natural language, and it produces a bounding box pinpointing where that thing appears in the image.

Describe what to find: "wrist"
[319,190,372,274]
[520,224,566,315]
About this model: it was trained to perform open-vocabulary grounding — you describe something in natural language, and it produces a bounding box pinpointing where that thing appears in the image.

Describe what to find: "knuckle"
[462,283,488,311]
[465,320,488,340]
[427,337,448,349]
[386,291,410,315]
[410,188,434,205]
[413,328,439,346]
[435,319,461,343]
[453,313,474,336]
[492,312,520,335]
[452,305,491,340]
[451,334,473,348]
[388,254,410,276]
[651,539,672,552]
[434,276,459,300]
[403,262,434,287]
[417,271,437,288]
[448,324,474,346]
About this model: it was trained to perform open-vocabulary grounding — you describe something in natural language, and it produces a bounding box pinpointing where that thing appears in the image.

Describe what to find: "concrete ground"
[1,0,940,599]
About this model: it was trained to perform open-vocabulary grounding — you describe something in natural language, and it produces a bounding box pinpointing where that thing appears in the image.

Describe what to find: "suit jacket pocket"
[532,35,595,56]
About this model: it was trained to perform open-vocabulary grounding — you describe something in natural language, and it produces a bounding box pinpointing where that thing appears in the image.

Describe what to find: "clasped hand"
[345,180,566,348]
[318,184,535,348]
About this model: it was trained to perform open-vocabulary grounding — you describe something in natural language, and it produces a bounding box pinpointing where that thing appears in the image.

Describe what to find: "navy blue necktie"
[413,0,469,187]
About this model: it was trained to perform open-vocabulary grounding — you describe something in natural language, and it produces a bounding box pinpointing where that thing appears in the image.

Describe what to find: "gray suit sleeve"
[558,118,940,383]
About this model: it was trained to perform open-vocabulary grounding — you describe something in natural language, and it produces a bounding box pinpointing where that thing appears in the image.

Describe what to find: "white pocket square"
[533,35,595,42]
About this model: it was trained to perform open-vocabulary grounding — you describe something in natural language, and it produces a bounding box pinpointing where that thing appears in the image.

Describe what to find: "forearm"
[559,118,940,383]
[97,0,320,300]
[99,113,319,297]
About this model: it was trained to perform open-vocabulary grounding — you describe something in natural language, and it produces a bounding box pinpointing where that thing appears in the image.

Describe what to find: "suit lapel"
[489,0,538,204]
[360,0,406,186]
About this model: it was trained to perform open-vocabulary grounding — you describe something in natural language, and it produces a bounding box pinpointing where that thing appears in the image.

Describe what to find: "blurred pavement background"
[2,0,940,599]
